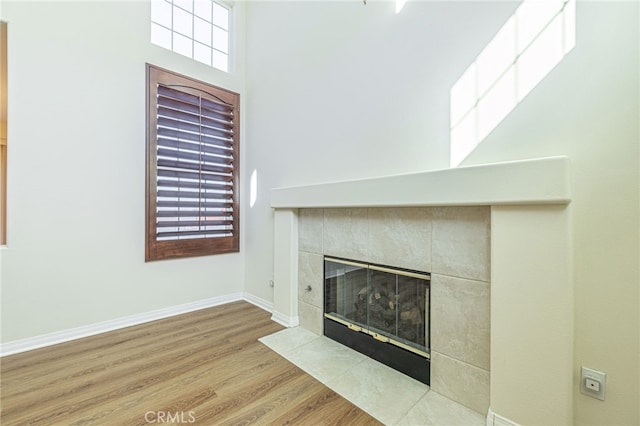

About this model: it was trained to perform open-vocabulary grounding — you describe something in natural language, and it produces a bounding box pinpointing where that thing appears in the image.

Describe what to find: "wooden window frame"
[1,21,7,245]
[145,64,240,261]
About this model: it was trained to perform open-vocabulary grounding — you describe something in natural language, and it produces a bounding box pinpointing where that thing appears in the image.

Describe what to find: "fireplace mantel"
[271,156,571,209]
[270,155,573,426]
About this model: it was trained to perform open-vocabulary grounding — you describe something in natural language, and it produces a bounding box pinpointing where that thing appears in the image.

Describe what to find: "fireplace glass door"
[324,257,430,358]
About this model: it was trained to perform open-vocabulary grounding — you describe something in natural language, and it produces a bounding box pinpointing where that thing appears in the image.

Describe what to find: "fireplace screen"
[324,257,430,358]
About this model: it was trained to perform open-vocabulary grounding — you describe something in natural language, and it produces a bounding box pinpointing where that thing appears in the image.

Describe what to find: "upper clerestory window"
[151,0,231,73]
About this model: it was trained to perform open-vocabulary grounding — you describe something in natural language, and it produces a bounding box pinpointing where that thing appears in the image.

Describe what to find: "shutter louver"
[155,84,236,241]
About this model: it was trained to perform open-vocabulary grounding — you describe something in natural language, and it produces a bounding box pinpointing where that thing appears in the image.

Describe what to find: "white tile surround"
[297,206,491,414]
[270,157,574,426]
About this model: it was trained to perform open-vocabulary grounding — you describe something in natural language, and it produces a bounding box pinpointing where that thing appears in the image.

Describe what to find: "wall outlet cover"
[580,366,606,401]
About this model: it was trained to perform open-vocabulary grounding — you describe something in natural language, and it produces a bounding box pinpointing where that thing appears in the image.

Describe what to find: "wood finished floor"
[1,301,381,426]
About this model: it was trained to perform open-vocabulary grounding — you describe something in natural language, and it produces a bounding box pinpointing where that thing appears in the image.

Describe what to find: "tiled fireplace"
[271,157,573,425]
[297,206,491,414]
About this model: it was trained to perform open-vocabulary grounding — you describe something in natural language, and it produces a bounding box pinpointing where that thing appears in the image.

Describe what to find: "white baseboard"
[242,292,273,313]
[1,293,246,357]
[271,310,300,328]
[487,408,520,426]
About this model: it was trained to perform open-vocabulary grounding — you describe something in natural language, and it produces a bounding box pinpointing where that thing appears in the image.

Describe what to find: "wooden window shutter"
[146,64,240,261]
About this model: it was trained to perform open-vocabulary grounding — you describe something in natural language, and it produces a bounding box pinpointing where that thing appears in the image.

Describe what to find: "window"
[150,0,230,72]
[450,0,576,167]
[146,64,240,261]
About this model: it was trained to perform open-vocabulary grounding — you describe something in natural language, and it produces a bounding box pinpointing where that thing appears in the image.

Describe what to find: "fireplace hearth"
[323,257,431,384]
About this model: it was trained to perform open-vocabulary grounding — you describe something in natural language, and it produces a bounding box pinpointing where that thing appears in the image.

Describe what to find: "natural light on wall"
[450,0,576,167]
[250,169,258,208]
[151,0,230,72]
[396,0,407,14]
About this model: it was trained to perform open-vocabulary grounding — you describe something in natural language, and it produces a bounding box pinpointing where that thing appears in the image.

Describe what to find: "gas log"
[349,283,426,346]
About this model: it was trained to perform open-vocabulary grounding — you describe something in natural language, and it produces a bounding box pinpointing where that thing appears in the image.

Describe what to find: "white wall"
[491,205,574,425]
[0,0,248,342]
[463,3,639,425]
[244,0,519,302]
[246,1,638,424]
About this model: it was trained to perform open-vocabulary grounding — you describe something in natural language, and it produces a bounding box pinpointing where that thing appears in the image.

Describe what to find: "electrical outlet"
[580,367,605,401]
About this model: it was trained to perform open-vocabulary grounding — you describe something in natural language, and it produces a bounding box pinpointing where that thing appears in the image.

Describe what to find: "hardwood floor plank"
[1,302,381,426]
